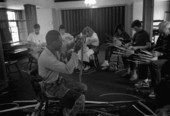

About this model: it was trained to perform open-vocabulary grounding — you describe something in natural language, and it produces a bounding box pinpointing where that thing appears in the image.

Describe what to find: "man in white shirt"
[38,30,86,115]
[27,24,45,60]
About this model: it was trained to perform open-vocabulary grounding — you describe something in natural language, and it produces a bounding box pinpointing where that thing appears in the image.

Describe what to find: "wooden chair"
[29,68,61,115]
[5,60,22,78]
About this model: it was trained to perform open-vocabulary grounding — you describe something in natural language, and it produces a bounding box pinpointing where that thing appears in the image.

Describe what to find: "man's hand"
[152,51,163,57]
[74,39,83,53]
[128,46,138,50]
[151,56,158,61]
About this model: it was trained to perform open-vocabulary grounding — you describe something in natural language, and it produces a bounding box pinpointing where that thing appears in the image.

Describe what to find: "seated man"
[27,24,46,60]
[123,20,151,81]
[101,24,131,70]
[148,21,170,98]
[78,26,99,70]
[38,30,87,115]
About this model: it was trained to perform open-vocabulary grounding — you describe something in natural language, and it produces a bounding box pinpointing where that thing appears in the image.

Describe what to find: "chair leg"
[6,65,10,78]
[93,54,99,69]
[95,54,100,67]
[29,57,33,70]
[44,100,49,115]
[15,63,22,78]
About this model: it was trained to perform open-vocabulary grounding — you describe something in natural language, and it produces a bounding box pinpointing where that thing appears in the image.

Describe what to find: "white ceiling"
[0,0,54,9]
[0,0,169,10]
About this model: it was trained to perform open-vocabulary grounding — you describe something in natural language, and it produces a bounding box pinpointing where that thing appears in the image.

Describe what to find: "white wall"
[52,8,62,31]
[154,1,170,20]
[132,0,143,21]
[36,8,54,42]
[132,0,170,21]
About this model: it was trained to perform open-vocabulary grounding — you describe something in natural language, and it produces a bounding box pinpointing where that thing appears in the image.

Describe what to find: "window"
[7,11,19,42]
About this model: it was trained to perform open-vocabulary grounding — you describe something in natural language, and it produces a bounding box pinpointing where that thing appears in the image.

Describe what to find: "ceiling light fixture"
[84,0,96,7]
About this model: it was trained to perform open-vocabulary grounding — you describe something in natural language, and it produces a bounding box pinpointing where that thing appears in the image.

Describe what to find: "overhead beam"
[54,0,83,2]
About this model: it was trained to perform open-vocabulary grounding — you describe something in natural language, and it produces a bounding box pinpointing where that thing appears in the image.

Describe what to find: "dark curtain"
[62,9,91,36]
[0,8,12,43]
[61,6,125,43]
[24,4,37,35]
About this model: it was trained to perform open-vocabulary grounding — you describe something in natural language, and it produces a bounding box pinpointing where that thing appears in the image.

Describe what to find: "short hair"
[33,24,40,29]
[46,30,60,46]
[131,20,142,28]
[59,25,65,30]
[159,22,165,33]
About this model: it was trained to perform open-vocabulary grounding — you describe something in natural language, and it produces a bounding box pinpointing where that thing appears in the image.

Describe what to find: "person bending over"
[101,24,131,70]
[38,30,87,116]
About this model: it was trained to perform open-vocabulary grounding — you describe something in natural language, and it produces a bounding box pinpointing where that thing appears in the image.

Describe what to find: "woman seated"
[77,26,99,70]
[101,24,131,70]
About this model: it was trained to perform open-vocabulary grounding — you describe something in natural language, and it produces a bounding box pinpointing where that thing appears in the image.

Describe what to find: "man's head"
[159,22,165,34]
[46,30,63,51]
[59,25,66,35]
[33,24,40,35]
[162,21,170,36]
[131,20,142,32]
[82,26,94,37]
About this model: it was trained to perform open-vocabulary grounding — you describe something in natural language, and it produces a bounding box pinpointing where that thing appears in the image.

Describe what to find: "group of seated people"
[26,19,170,115]
[101,20,170,100]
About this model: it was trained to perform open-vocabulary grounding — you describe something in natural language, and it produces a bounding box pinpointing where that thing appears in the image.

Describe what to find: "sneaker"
[129,72,138,81]
[101,60,109,67]
[83,65,91,71]
[134,80,150,88]
[149,91,155,99]
[101,66,108,70]
[61,90,85,116]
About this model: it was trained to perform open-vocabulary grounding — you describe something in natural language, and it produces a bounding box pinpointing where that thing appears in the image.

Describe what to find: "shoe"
[101,66,108,70]
[61,90,85,116]
[121,69,130,77]
[101,60,109,67]
[149,91,155,99]
[134,79,150,88]
[83,65,91,71]
[129,73,138,81]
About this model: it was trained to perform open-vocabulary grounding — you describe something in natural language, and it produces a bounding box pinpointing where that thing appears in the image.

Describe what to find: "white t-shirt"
[27,32,45,46]
[27,32,45,59]
[86,32,99,46]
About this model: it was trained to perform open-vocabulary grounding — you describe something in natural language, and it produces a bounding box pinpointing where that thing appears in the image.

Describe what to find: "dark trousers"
[87,45,99,54]
[105,46,116,61]
[149,59,168,88]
